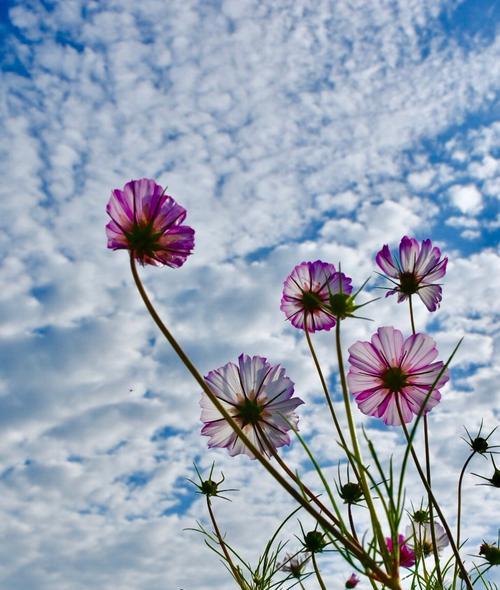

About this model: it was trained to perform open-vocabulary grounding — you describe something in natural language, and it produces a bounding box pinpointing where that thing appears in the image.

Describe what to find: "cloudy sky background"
[1,0,499,588]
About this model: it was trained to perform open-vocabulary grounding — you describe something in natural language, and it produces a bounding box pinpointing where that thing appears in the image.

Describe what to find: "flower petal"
[376,245,399,278]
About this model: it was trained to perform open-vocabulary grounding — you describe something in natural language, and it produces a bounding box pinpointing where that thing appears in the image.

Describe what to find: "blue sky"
[0,1,499,589]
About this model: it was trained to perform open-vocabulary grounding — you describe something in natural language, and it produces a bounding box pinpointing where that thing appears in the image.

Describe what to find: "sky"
[0,0,499,589]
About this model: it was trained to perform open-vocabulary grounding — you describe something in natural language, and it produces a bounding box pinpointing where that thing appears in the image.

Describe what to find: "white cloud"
[1,0,499,588]
[448,184,483,215]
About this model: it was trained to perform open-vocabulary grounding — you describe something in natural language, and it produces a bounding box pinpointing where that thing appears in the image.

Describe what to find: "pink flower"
[280,261,352,332]
[345,573,360,588]
[201,354,304,459]
[376,236,447,311]
[347,327,448,426]
[106,178,195,267]
[386,535,415,568]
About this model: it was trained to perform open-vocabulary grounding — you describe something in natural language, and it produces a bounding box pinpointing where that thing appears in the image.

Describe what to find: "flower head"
[280,553,310,578]
[280,261,352,332]
[345,573,360,588]
[106,178,195,266]
[473,457,500,487]
[347,326,448,426]
[201,354,303,459]
[386,534,415,568]
[405,522,449,558]
[376,236,447,311]
[479,542,500,566]
[302,530,327,553]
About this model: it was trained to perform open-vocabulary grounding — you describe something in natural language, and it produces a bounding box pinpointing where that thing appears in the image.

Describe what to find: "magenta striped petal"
[280,261,352,332]
[105,178,194,267]
[347,327,447,426]
[200,354,303,459]
[375,237,447,312]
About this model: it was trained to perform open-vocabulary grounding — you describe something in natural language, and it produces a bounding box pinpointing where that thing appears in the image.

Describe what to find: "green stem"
[311,553,327,590]
[129,256,395,585]
[408,296,443,587]
[395,398,473,590]
[423,415,444,588]
[207,497,246,589]
[304,325,358,478]
[254,424,347,532]
[452,451,475,590]
[335,319,390,567]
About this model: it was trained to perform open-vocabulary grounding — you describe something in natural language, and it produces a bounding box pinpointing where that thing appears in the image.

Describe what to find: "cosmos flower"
[405,522,449,558]
[386,534,415,568]
[106,178,195,267]
[200,354,304,459]
[280,553,310,578]
[347,326,448,426]
[345,573,360,588]
[376,236,447,311]
[280,261,352,332]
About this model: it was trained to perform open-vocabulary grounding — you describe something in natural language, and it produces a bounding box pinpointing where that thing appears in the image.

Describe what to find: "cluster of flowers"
[107,179,499,590]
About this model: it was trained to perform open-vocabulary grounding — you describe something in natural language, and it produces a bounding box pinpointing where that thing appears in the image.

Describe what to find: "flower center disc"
[125,222,161,258]
[301,290,322,311]
[399,272,420,295]
[382,366,407,392]
[237,397,263,426]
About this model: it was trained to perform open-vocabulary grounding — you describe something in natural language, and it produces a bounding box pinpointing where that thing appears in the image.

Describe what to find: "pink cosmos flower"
[200,354,304,459]
[106,178,195,267]
[386,534,415,568]
[376,236,447,311]
[345,573,360,588]
[280,261,352,332]
[347,326,448,426]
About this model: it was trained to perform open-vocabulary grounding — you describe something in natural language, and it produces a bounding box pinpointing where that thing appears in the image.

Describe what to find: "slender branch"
[311,553,327,590]
[348,503,358,542]
[452,451,475,590]
[409,296,443,586]
[423,416,443,587]
[335,319,390,567]
[129,256,396,586]
[254,424,346,532]
[395,398,473,590]
[304,324,358,478]
[206,497,246,589]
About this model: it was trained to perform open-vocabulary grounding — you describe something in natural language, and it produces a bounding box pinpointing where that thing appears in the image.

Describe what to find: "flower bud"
[303,530,327,553]
[412,509,429,524]
[339,482,364,504]
[345,572,360,588]
[479,543,500,566]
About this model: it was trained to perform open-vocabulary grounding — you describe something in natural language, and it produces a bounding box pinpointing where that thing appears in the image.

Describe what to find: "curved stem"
[452,451,475,590]
[335,319,390,567]
[207,497,246,589]
[395,398,473,590]
[304,326,358,478]
[311,553,327,590]
[129,257,394,584]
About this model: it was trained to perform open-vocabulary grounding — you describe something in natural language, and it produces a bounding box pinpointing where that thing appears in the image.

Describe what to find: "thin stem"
[311,553,327,590]
[452,451,475,590]
[409,297,443,586]
[423,415,443,587]
[129,257,395,585]
[207,497,246,589]
[255,424,346,532]
[348,503,358,541]
[335,319,390,567]
[395,398,473,590]
[304,325,358,478]
[409,295,416,335]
